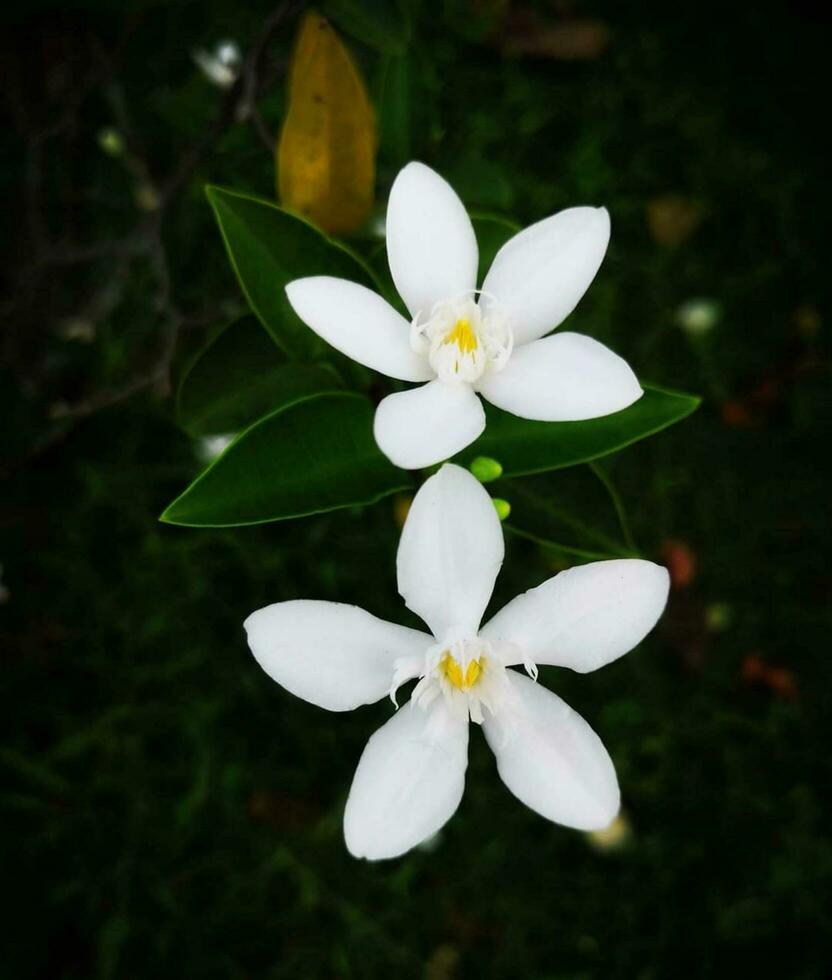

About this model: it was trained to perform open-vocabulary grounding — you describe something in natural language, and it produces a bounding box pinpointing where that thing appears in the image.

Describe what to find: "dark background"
[2,1,831,976]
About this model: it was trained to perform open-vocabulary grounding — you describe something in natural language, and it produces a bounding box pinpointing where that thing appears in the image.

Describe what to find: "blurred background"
[2,0,831,976]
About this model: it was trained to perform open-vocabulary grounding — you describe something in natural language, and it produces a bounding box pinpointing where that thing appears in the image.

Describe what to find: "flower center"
[442,318,478,356]
[410,294,512,384]
[388,631,539,740]
[441,651,483,691]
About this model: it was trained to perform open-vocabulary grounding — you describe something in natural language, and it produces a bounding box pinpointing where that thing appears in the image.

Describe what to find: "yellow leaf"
[277,13,376,235]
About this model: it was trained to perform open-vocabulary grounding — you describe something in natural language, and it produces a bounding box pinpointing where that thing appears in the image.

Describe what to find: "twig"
[159,0,296,207]
[7,1,297,471]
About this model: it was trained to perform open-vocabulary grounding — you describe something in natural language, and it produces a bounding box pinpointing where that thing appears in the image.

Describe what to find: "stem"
[504,523,627,563]
[508,480,634,557]
[588,460,639,555]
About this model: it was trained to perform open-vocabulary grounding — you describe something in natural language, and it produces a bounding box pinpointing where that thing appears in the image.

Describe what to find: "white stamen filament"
[410,291,513,384]
[388,631,538,737]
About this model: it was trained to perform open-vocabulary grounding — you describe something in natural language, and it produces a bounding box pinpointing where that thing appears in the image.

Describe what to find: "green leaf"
[470,213,521,286]
[447,158,516,212]
[454,385,701,477]
[377,53,412,164]
[500,468,636,562]
[176,316,342,437]
[325,0,411,53]
[366,239,408,317]
[206,185,379,359]
[161,392,410,527]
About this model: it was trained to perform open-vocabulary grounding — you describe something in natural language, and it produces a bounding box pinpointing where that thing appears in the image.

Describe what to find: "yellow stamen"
[443,318,478,354]
[441,653,483,691]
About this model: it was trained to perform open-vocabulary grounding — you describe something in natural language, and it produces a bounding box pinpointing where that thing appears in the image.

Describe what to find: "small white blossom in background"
[245,464,669,860]
[193,40,241,89]
[285,162,643,469]
[585,810,632,852]
[196,434,234,463]
[58,317,96,343]
[369,211,387,240]
[676,297,721,337]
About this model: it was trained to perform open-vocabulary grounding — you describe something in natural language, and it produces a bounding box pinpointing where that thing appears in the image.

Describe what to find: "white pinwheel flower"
[285,162,642,469]
[244,464,669,861]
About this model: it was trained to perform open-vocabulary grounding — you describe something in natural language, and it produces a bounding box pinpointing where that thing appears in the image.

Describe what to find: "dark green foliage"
[455,385,700,478]
[162,392,411,526]
[176,316,343,437]
[206,185,382,358]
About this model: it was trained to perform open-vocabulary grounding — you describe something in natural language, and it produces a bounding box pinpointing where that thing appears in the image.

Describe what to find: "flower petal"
[397,463,503,637]
[386,162,478,319]
[374,379,485,470]
[483,672,619,831]
[481,559,670,673]
[285,277,433,381]
[244,600,431,711]
[344,699,469,860]
[481,206,610,345]
[477,332,642,421]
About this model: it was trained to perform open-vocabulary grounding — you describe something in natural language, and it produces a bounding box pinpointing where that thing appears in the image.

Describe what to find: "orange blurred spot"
[741,653,798,702]
[247,790,322,830]
[646,195,704,248]
[501,16,610,60]
[721,399,755,428]
[722,376,783,429]
[660,539,697,589]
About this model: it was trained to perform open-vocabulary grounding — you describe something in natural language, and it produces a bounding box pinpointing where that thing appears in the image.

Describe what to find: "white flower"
[196,433,235,462]
[285,162,643,469]
[676,297,721,336]
[193,40,241,89]
[244,464,669,861]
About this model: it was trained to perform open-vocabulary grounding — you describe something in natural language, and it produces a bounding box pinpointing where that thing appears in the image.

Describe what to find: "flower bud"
[470,456,503,483]
[492,498,511,521]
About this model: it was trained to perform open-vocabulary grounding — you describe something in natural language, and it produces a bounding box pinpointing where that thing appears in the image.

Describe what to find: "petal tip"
[284,277,308,306]
[627,376,645,406]
[583,796,621,833]
[344,837,397,862]
[242,605,265,637]
[396,159,434,181]
[656,562,672,600]
[389,161,433,200]
[343,824,367,860]
[593,205,611,241]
